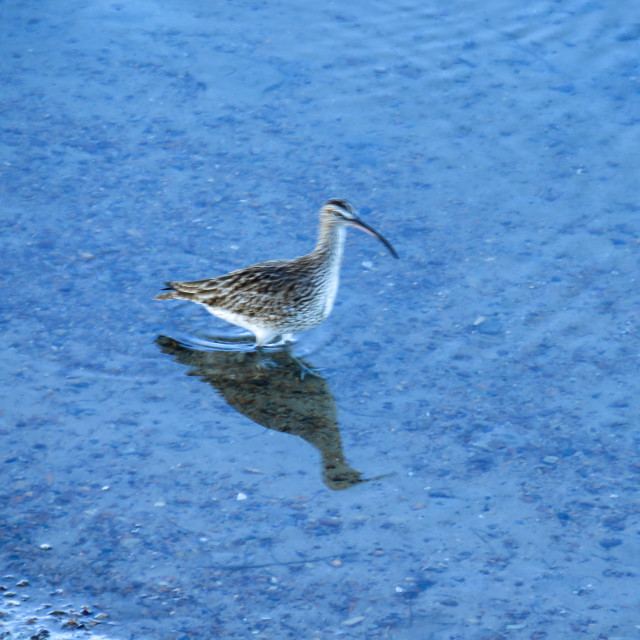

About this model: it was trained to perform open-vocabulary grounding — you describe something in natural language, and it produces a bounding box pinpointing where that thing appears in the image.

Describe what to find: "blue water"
[1,1,639,638]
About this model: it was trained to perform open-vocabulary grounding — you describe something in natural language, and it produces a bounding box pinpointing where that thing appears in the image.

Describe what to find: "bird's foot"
[294,357,322,380]
[255,343,323,380]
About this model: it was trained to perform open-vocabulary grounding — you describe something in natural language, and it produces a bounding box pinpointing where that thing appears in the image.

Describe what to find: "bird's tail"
[154,282,180,300]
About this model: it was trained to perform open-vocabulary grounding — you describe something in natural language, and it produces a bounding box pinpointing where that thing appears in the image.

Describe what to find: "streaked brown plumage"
[155,199,398,345]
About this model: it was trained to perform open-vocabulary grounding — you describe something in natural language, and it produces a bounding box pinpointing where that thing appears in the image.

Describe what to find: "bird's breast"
[320,264,341,319]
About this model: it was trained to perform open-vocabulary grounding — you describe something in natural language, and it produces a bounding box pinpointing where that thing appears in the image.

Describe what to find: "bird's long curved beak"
[349,218,399,259]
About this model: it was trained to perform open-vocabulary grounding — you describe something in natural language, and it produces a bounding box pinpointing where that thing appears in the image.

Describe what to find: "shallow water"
[1,0,639,638]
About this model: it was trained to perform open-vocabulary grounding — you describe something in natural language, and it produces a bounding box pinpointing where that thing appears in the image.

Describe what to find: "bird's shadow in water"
[156,335,387,490]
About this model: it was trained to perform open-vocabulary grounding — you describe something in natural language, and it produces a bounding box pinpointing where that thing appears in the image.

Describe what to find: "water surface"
[1,0,639,638]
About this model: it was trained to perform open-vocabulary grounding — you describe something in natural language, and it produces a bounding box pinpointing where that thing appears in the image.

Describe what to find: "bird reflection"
[156,335,367,490]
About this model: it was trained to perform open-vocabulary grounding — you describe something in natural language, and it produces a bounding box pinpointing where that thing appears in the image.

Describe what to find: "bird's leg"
[254,344,281,371]
[254,339,322,380]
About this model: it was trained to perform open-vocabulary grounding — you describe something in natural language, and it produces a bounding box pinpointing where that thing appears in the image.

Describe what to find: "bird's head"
[321,198,398,258]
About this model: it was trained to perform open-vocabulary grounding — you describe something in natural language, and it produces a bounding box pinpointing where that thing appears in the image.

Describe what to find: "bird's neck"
[311,222,346,319]
[313,223,346,268]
